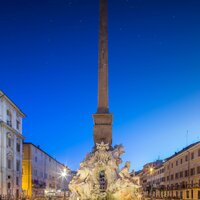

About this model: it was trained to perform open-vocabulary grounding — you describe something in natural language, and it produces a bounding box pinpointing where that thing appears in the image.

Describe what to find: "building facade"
[0,91,25,198]
[164,142,200,199]
[137,160,164,198]
[139,141,200,200]
[22,143,72,197]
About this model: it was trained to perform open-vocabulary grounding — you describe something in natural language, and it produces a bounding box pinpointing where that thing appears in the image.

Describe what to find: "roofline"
[0,90,26,117]
[165,141,200,162]
[23,142,69,169]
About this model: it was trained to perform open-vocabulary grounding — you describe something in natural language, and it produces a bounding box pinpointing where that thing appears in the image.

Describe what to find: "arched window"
[99,171,107,192]
[6,110,12,127]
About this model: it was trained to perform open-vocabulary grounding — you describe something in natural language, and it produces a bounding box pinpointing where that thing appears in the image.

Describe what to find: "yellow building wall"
[22,144,32,197]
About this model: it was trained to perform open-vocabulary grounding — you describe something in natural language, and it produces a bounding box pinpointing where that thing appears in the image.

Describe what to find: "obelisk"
[93,0,112,146]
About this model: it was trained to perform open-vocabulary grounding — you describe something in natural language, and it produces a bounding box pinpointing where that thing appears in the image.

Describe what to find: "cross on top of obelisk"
[97,0,109,114]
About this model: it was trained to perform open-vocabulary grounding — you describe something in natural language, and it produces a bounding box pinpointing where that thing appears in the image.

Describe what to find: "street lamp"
[61,168,67,178]
[61,168,68,200]
[149,167,154,199]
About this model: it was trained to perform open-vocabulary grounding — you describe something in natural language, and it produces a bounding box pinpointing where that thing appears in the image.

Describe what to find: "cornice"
[0,120,25,140]
[0,90,26,118]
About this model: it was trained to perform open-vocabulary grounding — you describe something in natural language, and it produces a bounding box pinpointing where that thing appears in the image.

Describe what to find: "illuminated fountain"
[68,0,142,199]
[69,143,142,200]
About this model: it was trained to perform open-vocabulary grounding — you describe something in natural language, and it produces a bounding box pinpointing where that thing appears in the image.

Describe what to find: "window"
[180,171,183,178]
[180,158,183,164]
[7,158,12,169]
[16,142,20,152]
[171,174,174,180]
[7,133,12,148]
[16,160,20,172]
[197,166,200,174]
[176,160,178,166]
[185,170,188,177]
[180,191,183,199]
[191,180,193,187]
[191,152,194,160]
[171,163,173,168]
[16,177,19,186]
[198,149,200,157]
[16,120,20,130]
[175,173,178,179]
[185,155,188,162]
[7,182,11,189]
[198,191,200,199]
[6,110,12,127]
[16,189,19,198]
[35,157,37,162]
[190,168,195,176]
[186,191,189,198]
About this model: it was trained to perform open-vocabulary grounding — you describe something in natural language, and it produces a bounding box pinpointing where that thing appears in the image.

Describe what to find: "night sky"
[0,0,200,171]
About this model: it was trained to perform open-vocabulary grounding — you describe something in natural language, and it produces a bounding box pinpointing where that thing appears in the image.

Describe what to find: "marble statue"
[69,142,142,200]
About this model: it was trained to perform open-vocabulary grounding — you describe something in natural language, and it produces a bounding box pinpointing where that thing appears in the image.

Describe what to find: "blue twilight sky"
[0,0,200,171]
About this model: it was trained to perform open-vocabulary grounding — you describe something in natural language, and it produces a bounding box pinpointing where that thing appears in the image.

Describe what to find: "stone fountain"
[68,0,142,199]
[69,143,142,200]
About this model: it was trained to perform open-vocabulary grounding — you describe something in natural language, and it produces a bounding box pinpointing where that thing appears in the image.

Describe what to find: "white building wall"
[0,92,24,198]
[28,144,71,197]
